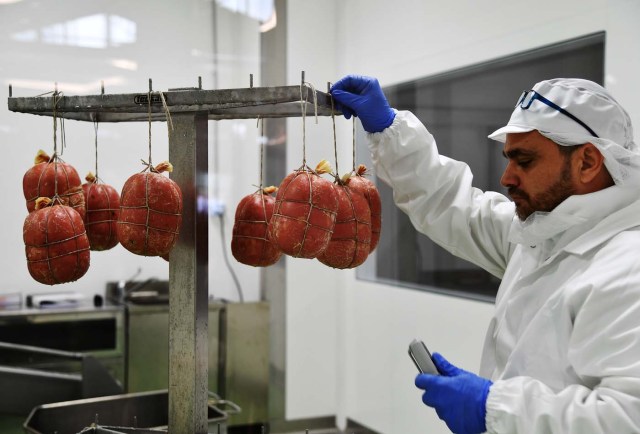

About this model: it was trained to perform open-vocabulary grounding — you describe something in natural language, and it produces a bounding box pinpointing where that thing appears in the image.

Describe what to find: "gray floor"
[0,414,379,434]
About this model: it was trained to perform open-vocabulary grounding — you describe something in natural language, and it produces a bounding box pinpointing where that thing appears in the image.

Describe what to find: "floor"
[230,421,377,434]
[0,416,378,434]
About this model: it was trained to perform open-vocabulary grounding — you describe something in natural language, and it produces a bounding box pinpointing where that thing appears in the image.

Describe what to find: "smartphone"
[408,339,439,375]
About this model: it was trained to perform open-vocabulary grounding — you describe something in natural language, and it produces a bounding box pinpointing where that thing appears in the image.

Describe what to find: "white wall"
[285,1,640,433]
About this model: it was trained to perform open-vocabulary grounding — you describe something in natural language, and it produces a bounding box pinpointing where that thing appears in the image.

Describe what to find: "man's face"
[500,131,577,221]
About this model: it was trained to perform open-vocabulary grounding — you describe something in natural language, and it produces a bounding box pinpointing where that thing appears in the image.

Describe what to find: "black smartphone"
[408,339,439,375]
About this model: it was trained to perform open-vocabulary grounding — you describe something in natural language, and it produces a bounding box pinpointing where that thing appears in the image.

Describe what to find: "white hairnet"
[489,78,640,186]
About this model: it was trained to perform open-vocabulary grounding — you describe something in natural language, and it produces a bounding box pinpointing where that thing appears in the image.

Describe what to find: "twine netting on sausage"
[23,91,85,217]
[230,117,282,267]
[316,89,371,269]
[24,197,90,285]
[51,89,64,198]
[333,89,371,250]
[117,88,182,256]
[83,117,120,251]
[84,180,119,248]
[257,119,272,251]
[118,166,182,254]
[234,119,273,246]
[23,91,90,285]
[25,152,84,214]
[346,117,382,253]
[269,82,338,258]
[84,120,118,226]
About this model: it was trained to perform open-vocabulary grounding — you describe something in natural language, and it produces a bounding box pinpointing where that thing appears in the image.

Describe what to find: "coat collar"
[508,186,640,256]
[562,197,640,255]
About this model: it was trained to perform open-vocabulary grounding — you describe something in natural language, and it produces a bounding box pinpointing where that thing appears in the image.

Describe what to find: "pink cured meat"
[23,203,90,285]
[269,168,338,258]
[232,188,282,267]
[83,178,120,251]
[317,184,371,269]
[23,151,85,219]
[117,169,182,256]
[346,165,382,252]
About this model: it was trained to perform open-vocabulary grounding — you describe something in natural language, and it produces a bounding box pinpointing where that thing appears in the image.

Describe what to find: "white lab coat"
[367,111,640,433]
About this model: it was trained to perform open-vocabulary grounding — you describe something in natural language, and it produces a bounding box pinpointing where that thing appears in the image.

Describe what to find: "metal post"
[168,112,209,434]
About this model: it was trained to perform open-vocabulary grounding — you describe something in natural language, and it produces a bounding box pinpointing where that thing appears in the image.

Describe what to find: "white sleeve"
[367,110,515,278]
[486,248,640,433]
[486,377,640,434]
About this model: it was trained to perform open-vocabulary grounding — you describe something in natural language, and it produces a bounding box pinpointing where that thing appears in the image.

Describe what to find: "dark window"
[357,32,605,302]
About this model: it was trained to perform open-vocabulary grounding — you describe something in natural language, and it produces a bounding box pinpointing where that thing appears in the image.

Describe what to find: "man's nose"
[500,162,517,188]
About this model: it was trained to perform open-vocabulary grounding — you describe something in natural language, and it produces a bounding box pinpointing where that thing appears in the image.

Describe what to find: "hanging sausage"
[23,150,85,219]
[83,172,120,251]
[117,90,182,257]
[82,119,120,251]
[345,164,381,253]
[316,99,371,268]
[269,160,338,258]
[268,86,339,259]
[232,186,282,266]
[23,197,90,285]
[317,179,371,268]
[232,119,283,267]
[117,161,182,257]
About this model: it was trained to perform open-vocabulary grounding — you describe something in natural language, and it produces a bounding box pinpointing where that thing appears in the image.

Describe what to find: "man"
[330,75,640,434]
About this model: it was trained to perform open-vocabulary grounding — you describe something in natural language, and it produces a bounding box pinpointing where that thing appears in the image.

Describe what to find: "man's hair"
[557,143,582,158]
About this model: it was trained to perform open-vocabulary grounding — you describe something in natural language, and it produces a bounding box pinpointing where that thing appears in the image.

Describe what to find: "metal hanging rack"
[7,72,337,434]
[8,75,334,122]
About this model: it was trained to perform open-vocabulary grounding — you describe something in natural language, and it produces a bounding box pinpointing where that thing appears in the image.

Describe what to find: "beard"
[509,159,576,221]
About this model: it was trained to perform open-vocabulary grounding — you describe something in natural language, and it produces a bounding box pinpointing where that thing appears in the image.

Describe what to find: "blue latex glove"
[330,75,396,133]
[415,353,492,434]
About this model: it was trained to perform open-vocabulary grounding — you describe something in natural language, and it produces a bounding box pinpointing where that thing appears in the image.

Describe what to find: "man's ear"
[577,143,613,187]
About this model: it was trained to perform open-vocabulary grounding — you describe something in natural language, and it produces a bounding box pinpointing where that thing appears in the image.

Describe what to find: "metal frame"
[8,85,335,122]
[8,83,336,434]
